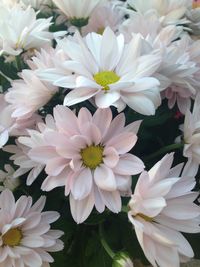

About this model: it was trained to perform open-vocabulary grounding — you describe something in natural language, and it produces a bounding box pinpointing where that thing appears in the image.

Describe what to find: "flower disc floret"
[81,145,104,169]
[2,228,22,247]
[93,71,120,91]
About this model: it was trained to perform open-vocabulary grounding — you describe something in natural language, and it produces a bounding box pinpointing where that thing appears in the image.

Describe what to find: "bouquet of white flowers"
[0,0,200,266]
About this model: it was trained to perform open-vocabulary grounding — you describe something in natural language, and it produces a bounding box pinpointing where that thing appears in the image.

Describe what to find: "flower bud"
[112,252,134,267]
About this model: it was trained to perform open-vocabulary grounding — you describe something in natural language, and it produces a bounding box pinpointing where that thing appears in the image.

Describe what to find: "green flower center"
[2,228,22,247]
[93,71,120,91]
[81,145,104,169]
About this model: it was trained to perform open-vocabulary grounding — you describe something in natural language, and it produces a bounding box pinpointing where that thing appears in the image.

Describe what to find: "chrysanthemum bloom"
[82,1,124,35]
[0,94,41,148]
[0,4,63,56]
[181,93,200,176]
[40,27,161,115]
[159,35,200,114]
[128,153,200,267]
[127,0,189,26]
[0,189,64,267]
[26,106,145,223]
[5,69,58,120]
[0,164,20,191]
[52,0,103,27]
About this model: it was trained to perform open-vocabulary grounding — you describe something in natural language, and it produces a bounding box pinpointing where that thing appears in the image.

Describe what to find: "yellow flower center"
[193,0,200,8]
[93,71,120,91]
[2,228,22,247]
[81,145,104,169]
[137,213,154,222]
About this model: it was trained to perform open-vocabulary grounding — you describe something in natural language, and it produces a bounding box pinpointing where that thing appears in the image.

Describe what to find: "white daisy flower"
[0,189,64,267]
[128,153,200,267]
[0,4,64,56]
[38,27,162,115]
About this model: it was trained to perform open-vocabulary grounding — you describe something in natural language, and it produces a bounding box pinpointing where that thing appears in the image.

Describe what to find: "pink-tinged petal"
[70,193,94,224]
[45,158,68,176]
[115,174,132,194]
[81,123,102,145]
[71,168,93,200]
[156,214,200,233]
[29,146,56,164]
[0,189,15,212]
[41,172,68,191]
[22,251,43,267]
[124,120,142,135]
[103,147,119,168]
[95,91,120,108]
[103,113,125,142]
[64,87,99,106]
[93,185,105,213]
[53,105,79,135]
[78,108,92,128]
[26,165,44,186]
[94,165,117,191]
[114,154,144,175]
[92,108,112,138]
[163,194,200,220]
[106,132,137,154]
[70,158,82,171]
[21,236,44,247]
[99,189,121,213]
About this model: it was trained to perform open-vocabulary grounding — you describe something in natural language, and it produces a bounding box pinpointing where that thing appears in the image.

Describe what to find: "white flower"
[0,164,20,191]
[159,35,200,113]
[0,4,62,56]
[0,189,64,267]
[5,69,58,119]
[39,27,162,115]
[128,153,200,267]
[127,0,189,26]
[181,93,200,176]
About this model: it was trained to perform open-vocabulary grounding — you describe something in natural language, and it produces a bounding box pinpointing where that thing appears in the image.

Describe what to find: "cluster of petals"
[182,92,200,176]
[3,113,59,186]
[5,69,58,120]
[0,3,63,56]
[36,27,162,115]
[128,153,200,267]
[159,35,200,114]
[0,164,20,192]
[0,94,40,148]
[19,106,145,223]
[0,189,63,267]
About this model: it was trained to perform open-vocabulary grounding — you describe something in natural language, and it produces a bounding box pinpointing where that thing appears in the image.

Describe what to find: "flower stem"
[144,143,184,161]
[99,224,115,259]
